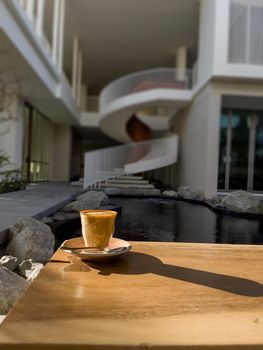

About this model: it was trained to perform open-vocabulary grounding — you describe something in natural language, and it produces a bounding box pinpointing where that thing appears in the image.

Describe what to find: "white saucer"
[61,237,131,260]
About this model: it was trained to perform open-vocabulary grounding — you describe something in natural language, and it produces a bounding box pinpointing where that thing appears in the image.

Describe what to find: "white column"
[26,0,35,21]
[36,0,45,36]
[51,124,72,181]
[77,52,83,107]
[72,37,79,98]
[58,0,65,72]
[175,46,187,82]
[213,0,230,67]
[52,0,60,64]
[19,0,26,9]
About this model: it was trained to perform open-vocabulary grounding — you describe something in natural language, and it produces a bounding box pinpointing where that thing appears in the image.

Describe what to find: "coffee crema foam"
[83,212,114,216]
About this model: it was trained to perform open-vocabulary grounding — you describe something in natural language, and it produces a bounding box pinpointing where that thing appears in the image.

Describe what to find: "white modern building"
[0,0,263,198]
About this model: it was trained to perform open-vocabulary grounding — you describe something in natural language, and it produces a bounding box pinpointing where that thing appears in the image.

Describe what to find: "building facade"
[0,0,263,198]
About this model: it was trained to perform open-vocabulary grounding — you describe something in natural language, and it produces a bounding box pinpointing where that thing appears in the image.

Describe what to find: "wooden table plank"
[0,242,263,349]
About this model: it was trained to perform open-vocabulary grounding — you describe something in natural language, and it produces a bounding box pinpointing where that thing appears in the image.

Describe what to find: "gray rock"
[0,266,28,314]
[178,186,205,201]
[209,196,222,205]
[18,259,44,281]
[6,218,55,264]
[0,255,19,271]
[162,190,178,198]
[63,191,108,212]
[52,212,80,221]
[52,213,68,221]
[221,190,260,213]
[41,217,53,224]
[76,190,108,202]
[102,187,121,195]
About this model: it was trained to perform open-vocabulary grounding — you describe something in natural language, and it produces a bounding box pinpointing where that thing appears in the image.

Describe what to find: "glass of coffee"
[80,210,117,250]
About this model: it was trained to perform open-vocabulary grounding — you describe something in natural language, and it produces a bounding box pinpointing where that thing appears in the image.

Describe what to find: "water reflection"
[111,198,263,245]
[216,216,263,244]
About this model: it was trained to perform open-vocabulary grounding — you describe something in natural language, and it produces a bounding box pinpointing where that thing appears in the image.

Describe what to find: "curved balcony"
[98,68,193,143]
[84,69,189,187]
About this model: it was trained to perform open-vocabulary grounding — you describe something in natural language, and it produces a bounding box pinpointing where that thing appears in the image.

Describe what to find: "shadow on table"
[85,251,263,297]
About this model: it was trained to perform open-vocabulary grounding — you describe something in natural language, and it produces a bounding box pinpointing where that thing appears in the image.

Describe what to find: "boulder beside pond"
[162,190,178,198]
[221,190,260,213]
[63,190,108,212]
[178,186,205,201]
[6,218,55,264]
[0,266,28,314]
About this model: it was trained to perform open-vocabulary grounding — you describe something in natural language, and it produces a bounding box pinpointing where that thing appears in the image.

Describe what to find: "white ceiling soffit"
[59,0,199,93]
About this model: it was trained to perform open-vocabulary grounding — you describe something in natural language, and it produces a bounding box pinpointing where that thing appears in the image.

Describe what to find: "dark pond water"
[54,197,263,247]
[109,197,263,245]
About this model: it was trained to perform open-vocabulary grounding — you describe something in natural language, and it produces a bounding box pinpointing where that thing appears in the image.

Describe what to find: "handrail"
[100,68,192,112]
[84,135,178,188]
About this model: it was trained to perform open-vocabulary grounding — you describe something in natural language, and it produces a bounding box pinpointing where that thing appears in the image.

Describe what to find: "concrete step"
[102,187,161,196]
[107,179,149,185]
[101,183,154,189]
[116,176,143,180]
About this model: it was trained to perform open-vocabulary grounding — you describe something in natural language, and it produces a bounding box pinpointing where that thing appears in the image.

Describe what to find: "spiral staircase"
[84,68,193,189]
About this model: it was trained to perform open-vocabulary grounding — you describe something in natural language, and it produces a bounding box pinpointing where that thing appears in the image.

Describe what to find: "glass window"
[254,112,263,191]
[229,110,248,190]
[22,104,52,182]
[218,107,263,192]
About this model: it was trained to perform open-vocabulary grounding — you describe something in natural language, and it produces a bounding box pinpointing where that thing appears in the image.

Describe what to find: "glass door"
[218,108,263,192]
[254,112,263,191]
[22,104,52,182]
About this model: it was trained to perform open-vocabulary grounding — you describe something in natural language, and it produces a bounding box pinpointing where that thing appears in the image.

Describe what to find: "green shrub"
[0,169,26,194]
[0,150,26,194]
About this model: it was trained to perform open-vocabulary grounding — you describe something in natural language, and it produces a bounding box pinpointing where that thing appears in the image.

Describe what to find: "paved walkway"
[0,182,82,242]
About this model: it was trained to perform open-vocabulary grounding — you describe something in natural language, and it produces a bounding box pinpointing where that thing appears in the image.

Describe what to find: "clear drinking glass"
[80,210,117,250]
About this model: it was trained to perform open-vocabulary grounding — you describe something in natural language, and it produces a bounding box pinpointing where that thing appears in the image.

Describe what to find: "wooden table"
[1,242,263,349]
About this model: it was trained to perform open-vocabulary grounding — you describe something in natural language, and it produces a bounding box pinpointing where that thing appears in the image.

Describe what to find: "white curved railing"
[84,135,178,189]
[100,68,192,112]
[85,68,189,188]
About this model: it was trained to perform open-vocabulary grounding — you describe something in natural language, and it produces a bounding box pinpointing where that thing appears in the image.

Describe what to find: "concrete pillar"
[0,97,24,171]
[58,0,65,72]
[204,88,221,198]
[52,0,60,64]
[197,0,230,89]
[26,0,35,21]
[36,0,45,37]
[77,51,82,107]
[19,0,26,9]
[175,47,187,82]
[172,83,221,199]
[51,124,72,181]
[213,0,230,67]
[72,37,79,98]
